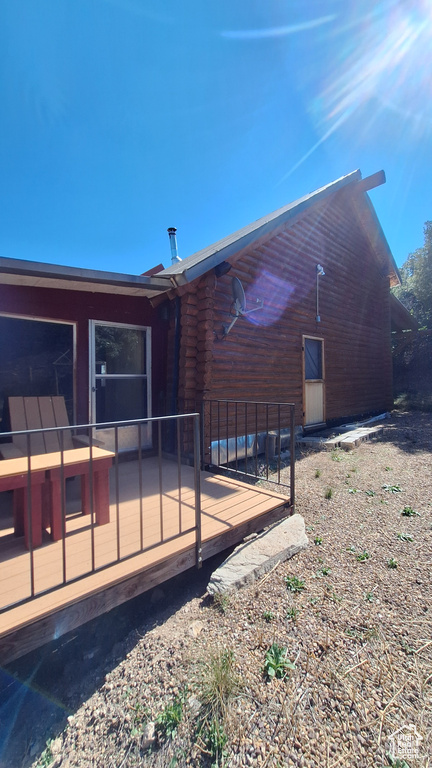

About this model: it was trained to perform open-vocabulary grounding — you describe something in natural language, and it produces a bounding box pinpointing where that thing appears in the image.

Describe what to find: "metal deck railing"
[204,399,295,499]
[0,413,202,613]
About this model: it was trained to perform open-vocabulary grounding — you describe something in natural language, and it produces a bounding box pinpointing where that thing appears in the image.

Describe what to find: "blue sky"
[1,0,431,274]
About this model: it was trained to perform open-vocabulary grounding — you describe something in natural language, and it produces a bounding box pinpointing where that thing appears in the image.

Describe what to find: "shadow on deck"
[0,457,290,664]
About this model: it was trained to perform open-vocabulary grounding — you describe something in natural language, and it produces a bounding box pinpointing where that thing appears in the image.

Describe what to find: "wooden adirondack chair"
[0,396,93,459]
[0,396,112,548]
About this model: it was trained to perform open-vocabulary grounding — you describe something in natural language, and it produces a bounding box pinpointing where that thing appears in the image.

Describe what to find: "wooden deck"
[0,457,290,663]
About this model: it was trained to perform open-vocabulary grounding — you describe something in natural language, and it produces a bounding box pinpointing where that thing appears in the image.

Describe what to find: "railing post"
[59,429,67,584]
[177,418,182,533]
[26,433,35,597]
[138,422,144,551]
[193,413,202,569]
[158,420,164,542]
[200,400,205,471]
[290,405,296,514]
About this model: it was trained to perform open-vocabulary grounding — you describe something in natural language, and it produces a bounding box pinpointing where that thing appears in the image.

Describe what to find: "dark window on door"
[305,338,323,380]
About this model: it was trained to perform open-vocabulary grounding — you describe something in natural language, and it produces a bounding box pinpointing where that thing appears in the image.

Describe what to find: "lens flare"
[245,270,298,327]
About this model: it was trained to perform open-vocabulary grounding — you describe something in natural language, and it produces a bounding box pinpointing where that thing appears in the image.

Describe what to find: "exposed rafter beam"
[356,170,386,193]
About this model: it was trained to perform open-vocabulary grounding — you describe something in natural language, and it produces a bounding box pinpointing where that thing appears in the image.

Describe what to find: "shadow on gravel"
[0,550,231,768]
[378,409,432,454]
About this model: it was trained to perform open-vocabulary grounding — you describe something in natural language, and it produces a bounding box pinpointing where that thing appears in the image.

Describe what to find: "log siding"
[175,190,393,435]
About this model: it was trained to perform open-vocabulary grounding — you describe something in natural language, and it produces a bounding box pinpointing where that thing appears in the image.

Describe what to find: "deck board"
[0,458,290,648]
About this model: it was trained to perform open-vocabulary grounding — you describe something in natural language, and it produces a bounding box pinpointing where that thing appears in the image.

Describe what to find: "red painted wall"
[0,285,169,424]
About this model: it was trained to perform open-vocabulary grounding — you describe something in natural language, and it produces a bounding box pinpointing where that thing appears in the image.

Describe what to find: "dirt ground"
[1,409,431,768]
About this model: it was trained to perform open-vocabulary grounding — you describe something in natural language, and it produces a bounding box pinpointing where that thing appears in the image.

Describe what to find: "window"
[0,315,74,430]
[304,338,323,381]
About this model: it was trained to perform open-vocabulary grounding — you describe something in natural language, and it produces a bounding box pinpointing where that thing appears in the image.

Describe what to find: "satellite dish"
[232,277,246,314]
[222,277,264,338]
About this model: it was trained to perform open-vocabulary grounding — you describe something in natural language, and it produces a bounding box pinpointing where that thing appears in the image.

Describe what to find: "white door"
[90,321,152,452]
[303,337,325,427]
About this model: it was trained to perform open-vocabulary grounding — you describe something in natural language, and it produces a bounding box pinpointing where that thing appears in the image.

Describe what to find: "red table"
[0,462,46,548]
[0,447,114,549]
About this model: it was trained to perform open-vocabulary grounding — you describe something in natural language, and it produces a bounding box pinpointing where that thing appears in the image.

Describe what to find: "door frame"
[89,320,152,450]
[302,335,326,428]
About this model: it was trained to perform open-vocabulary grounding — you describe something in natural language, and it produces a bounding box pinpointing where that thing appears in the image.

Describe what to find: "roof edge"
[0,256,173,294]
[160,170,362,285]
[359,193,401,287]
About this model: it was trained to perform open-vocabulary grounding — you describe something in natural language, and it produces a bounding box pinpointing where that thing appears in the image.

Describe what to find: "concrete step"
[298,416,388,451]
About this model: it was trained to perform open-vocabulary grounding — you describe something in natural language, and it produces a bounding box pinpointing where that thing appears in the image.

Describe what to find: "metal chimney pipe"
[167,227,181,264]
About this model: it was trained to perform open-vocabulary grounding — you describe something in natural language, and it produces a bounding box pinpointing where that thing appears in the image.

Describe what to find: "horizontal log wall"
[175,188,393,442]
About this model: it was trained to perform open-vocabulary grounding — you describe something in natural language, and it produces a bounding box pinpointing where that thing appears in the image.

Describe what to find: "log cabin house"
[0,169,409,661]
[0,169,404,449]
[159,168,402,445]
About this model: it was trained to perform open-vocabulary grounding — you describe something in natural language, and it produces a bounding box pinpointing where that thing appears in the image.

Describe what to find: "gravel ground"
[3,409,432,767]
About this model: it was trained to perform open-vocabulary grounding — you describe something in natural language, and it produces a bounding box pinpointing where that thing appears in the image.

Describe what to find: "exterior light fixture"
[316,264,325,322]
[214,261,232,278]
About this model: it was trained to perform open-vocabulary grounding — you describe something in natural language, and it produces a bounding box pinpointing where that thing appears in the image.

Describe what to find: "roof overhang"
[348,172,400,288]
[0,257,173,297]
[390,293,418,332]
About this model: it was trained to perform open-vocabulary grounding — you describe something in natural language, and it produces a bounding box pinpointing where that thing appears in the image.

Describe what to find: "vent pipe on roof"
[167,227,181,265]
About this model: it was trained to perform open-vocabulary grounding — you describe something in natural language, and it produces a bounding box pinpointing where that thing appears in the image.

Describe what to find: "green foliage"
[400,639,415,655]
[37,741,53,768]
[392,220,432,328]
[262,610,274,623]
[199,649,239,722]
[213,592,230,614]
[365,489,376,497]
[356,550,370,562]
[314,535,323,545]
[202,717,228,767]
[382,484,403,493]
[324,487,333,500]
[364,591,375,603]
[197,648,239,766]
[397,532,413,541]
[331,449,343,462]
[401,505,419,517]
[348,488,358,494]
[387,558,398,569]
[130,701,151,735]
[317,566,331,576]
[384,751,411,767]
[263,643,296,680]
[315,468,322,478]
[155,695,184,740]
[284,575,305,593]
[286,607,299,621]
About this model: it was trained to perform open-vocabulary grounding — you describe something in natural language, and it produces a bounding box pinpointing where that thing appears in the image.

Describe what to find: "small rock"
[50,737,62,756]
[187,695,201,715]
[141,721,156,750]
[189,620,205,637]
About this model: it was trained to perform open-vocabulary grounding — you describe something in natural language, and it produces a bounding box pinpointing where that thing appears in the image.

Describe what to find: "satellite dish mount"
[222,277,263,338]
